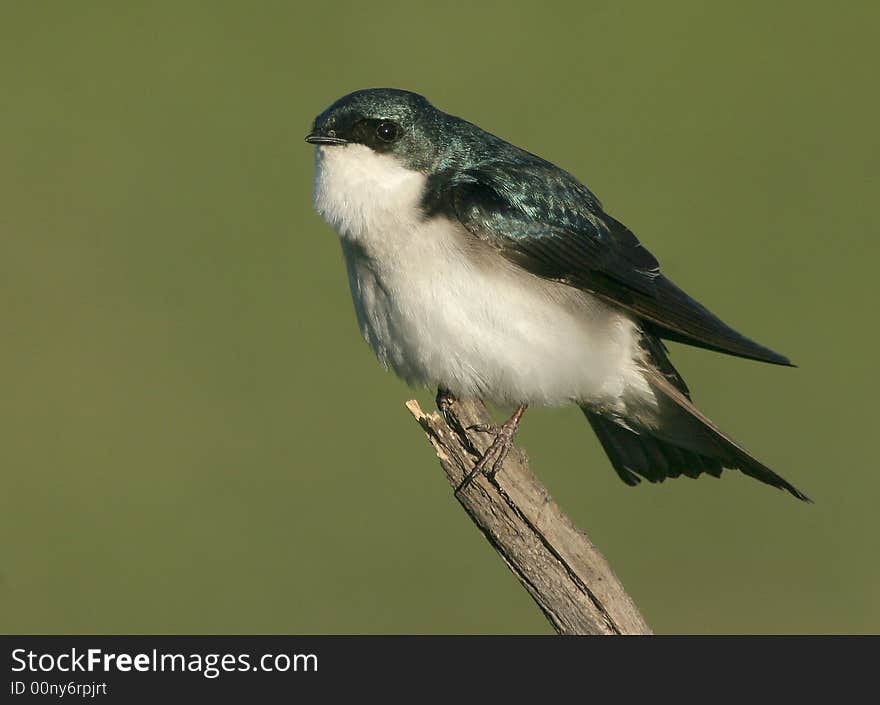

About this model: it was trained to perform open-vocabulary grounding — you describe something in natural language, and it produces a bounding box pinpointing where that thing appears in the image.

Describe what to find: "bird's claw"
[466,423,499,434]
[436,387,459,428]
[455,405,526,494]
[455,429,516,494]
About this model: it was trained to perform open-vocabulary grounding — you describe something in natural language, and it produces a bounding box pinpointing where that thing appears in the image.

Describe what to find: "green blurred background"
[2,1,877,634]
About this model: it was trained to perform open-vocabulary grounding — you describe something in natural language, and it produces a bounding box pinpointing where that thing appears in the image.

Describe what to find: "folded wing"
[424,159,791,366]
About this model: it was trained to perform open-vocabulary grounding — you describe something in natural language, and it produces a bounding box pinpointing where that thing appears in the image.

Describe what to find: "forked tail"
[583,359,810,502]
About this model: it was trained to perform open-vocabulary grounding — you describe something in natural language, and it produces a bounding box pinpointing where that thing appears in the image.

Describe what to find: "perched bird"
[306,88,808,502]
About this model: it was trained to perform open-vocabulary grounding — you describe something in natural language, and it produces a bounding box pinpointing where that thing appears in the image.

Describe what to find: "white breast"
[312,144,650,410]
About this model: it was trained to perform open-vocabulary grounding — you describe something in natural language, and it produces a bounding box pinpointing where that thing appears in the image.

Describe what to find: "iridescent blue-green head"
[305,87,522,177]
[306,88,453,173]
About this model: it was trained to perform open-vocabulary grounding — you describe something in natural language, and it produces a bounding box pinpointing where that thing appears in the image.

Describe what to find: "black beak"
[304,131,348,146]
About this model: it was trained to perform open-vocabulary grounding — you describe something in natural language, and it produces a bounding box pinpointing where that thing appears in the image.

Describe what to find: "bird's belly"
[340,226,643,408]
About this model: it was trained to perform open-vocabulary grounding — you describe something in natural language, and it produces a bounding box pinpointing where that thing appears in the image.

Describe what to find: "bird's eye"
[376,121,399,142]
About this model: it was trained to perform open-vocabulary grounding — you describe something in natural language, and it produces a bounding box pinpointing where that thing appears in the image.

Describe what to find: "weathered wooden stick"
[406,397,652,635]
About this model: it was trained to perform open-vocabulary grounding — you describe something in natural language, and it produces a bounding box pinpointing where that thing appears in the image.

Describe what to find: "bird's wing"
[425,160,791,366]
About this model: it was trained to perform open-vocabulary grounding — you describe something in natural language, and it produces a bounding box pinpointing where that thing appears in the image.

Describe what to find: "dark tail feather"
[582,371,811,502]
[585,411,722,487]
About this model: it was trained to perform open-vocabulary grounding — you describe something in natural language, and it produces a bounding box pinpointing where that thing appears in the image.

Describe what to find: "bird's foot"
[466,423,499,434]
[435,387,457,423]
[456,404,527,494]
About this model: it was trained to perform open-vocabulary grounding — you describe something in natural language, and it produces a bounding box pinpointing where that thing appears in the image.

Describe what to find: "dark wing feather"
[426,161,792,366]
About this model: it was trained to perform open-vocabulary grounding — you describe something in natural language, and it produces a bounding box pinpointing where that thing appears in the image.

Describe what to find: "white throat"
[312,144,426,246]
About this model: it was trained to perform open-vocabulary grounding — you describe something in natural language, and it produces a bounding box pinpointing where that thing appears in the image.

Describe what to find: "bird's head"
[306,88,445,173]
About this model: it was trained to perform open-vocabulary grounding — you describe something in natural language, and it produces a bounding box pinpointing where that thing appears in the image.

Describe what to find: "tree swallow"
[306,88,809,502]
